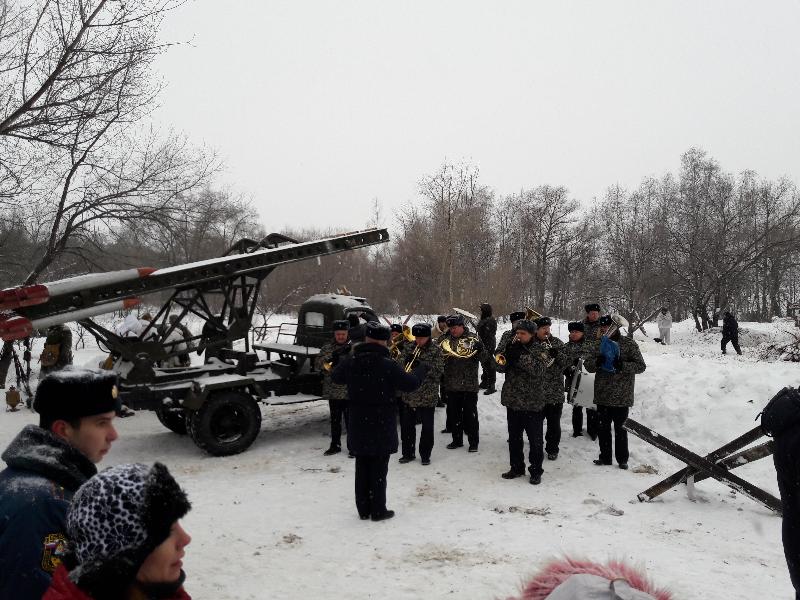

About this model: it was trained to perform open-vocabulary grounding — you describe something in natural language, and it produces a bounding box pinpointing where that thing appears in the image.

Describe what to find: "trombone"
[404,345,423,373]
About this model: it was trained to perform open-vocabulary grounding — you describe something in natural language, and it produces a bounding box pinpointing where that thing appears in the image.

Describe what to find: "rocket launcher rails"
[0,228,389,340]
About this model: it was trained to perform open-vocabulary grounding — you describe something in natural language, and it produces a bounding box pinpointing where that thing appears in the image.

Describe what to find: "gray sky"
[153,1,800,231]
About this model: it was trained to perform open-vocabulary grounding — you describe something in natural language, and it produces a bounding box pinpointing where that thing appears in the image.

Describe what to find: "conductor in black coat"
[332,322,428,521]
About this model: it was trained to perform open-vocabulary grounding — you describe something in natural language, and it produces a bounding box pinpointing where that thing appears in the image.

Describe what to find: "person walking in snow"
[721,311,742,355]
[655,307,672,345]
[332,322,428,521]
[582,303,603,341]
[0,368,120,599]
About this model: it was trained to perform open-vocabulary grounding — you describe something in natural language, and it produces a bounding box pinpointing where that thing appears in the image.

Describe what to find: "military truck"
[1,229,389,456]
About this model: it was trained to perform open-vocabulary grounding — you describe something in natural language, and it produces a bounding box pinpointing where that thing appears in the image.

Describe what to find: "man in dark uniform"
[531,317,568,461]
[477,302,498,395]
[497,320,548,484]
[38,324,73,377]
[564,321,598,439]
[389,323,406,359]
[332,322,427,521]
[761,386,800,599]
[440,314,485,452]
[722,310,742,355]
[0,368,120,599]
[585,315,647,469]
[397,323,445,465]
[582,303,603,341]
[433,315,449,411]
[315,320,352,456]
[494,311,527,364]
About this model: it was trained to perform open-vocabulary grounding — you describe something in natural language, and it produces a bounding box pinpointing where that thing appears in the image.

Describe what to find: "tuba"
[604,314,629,338]
[441,335,480,359]
[525,307,542,321]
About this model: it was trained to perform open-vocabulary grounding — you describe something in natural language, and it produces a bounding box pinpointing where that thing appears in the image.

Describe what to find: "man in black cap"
[332,322,428,521]
[397,323,445,465]
[564,321,598,439]
[532,316,568,461]
[433,315,449,340]
[477,303,498,395]
[389,323,406,359]
[585,315,646,469]
[497,320,548,484]
[439,314,485,452]
[315,320,352,456]
[494,311,527,367]
[0,367,120,599]
[583,303,602,341]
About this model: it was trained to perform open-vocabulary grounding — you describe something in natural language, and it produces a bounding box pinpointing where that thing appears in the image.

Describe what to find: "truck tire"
[187,390,262,456]
[155,406,188,435]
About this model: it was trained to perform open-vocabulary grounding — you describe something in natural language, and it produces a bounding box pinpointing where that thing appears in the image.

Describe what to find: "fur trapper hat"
[34,367,120,422]
[65,462,191,598]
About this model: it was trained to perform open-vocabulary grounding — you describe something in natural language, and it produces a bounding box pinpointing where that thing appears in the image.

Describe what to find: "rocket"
[0,298,142,341]
[0,268,155,311]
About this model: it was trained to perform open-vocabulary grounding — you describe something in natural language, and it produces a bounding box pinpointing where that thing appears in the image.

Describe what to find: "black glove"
[548,347,559,359]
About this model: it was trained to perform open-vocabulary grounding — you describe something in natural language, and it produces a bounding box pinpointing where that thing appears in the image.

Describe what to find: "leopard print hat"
[65,462,191,597]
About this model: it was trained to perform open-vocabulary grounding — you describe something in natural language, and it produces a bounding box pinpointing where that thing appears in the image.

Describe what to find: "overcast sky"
[152,1,800,232]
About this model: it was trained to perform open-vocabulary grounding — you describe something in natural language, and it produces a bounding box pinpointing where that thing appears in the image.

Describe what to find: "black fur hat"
[585,303,601,313]
[411,323,432,337]
[535,316,552,328]
[509,311,526,322]
[445,314,465,327]
[390,323,404,334]
[34,367,120,422]
[598,314,613,326]
[331,320,350,332]
[513,319,537,334]
[365,321,391,341]
[65,462,191,598]
[568,321,585,333]
[437,315,448,324]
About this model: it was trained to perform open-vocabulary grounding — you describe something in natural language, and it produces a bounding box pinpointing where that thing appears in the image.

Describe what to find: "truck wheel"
[155,406,188,435]
[187,391,262,456]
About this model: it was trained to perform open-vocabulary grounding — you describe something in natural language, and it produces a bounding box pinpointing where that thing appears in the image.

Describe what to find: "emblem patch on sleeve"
[41,533,67,573]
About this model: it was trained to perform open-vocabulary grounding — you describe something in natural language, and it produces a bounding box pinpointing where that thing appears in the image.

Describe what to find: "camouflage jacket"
[584,335,646,407]
[582,318,602,343]
[397,341,445,407]
[530,336,569,404]
[440,329,485,392]
[316,342,351,401]
[494,330,515,358]
[563,339,590,391]
[496,340,545,412]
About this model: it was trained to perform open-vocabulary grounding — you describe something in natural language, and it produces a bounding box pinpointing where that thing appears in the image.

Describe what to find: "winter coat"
[476,316,498,353]
[585,335,646,408]
[656,311,672,330]
[563,339,590,391]
[397,340,445,408]
[582,317,603,342]
[497,340,546,412]
[722,313,738,336]
[331,343,426,455]
[0,426,97,600]
[316,341,351,401]
[531,336,569,405]
[44,565,191,600]
[439,328,485,393]
[41,325,73,370]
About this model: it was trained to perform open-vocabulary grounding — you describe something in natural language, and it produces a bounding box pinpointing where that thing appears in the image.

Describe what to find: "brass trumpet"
[389,325,415,359]
[441,335,480,359]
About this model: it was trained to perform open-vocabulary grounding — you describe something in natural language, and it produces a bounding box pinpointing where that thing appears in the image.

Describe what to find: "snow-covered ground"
[1,317,798,599]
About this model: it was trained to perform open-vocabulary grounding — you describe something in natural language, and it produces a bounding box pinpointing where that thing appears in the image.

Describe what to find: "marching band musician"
[495,311,527,355]
[315,320,352,456]
[433,316,449,340]
[440,314,485,453]
[389,324,406,357]
[584,315,647,469]
[396,324,445,465]
[582,303,603,340]
[496,319,547,485]
[532,316,568,461]
[564,321,598,440]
